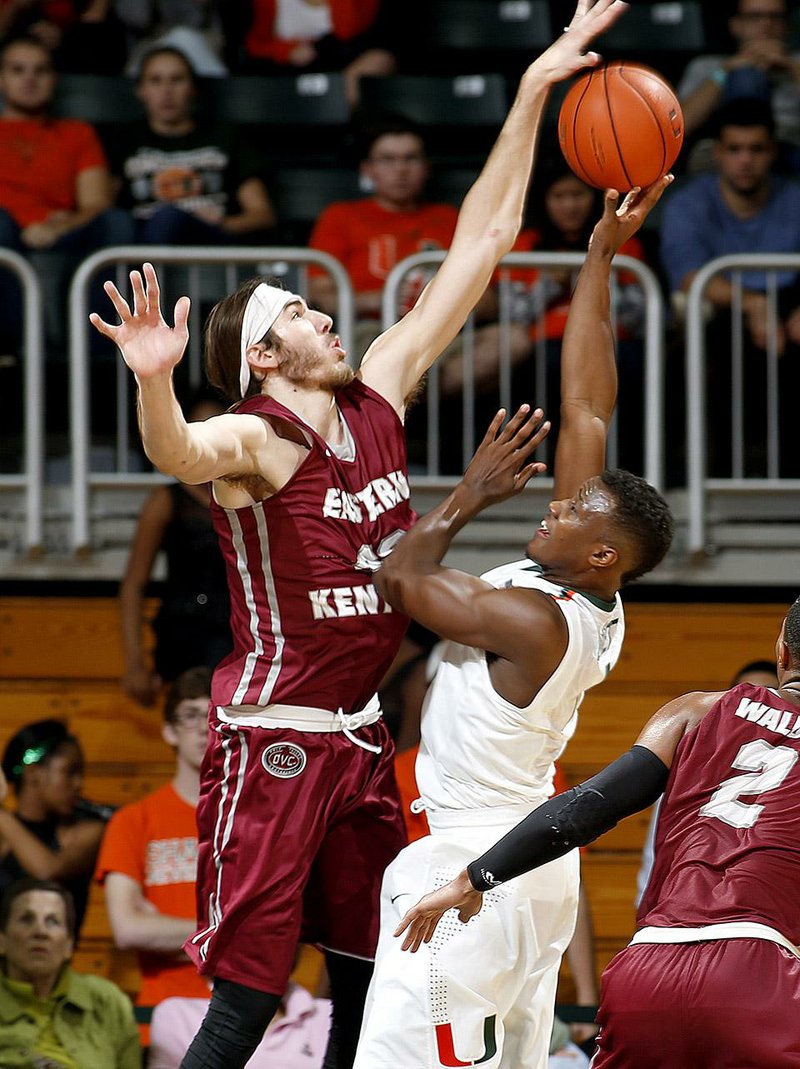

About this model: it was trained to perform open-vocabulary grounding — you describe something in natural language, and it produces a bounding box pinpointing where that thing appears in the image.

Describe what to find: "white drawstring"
[336,708,382,753]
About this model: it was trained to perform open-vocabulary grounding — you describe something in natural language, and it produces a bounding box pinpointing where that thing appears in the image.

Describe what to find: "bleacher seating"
[0,595,786,1000]
[360,73,509,165]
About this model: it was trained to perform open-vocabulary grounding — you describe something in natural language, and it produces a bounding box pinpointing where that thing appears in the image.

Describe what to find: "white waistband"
[216,694,381,733]
[630,922,800,959]
[424,798,548,832]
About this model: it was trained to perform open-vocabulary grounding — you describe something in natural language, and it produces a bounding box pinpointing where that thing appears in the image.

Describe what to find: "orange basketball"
[558,61,684,191]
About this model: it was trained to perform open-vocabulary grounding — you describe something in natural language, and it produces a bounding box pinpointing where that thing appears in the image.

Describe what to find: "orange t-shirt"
[0,117,107,227]
[308,197,458,301]
[95,783,209,1006]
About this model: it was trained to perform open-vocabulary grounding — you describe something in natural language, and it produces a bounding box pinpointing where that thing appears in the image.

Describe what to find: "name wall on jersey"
[321,470,410,523]
[735,696,800,739]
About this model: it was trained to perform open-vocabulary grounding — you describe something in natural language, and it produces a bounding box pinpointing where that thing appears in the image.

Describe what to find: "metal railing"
[685,253,800,556]
[0,250,45,553]
[382,251,666,488]
[68,246,354,552]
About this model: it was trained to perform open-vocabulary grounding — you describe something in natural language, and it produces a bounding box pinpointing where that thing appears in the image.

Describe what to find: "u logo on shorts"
[261,742,307,778]
[434,1015,497,1066]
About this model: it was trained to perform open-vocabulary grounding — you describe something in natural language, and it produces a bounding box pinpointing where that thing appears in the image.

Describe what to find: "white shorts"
[353,822,580,1069]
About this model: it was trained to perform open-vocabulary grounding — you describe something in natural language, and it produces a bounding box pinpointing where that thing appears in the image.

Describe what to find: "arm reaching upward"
[359,0,631,416]
[374,407,567,704]
[90,263,298,487]
[554,178,672,500]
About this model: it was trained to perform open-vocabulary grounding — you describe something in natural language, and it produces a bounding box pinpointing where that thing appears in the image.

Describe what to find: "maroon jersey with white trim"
[209,379,415,712]
[639,683,800,942]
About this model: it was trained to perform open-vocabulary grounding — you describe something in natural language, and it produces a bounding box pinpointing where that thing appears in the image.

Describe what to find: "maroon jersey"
[209,379,415,712]
[639,682,800,942]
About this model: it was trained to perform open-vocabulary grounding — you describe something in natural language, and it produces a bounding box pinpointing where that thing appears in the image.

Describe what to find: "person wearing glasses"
[95,668,213,1037]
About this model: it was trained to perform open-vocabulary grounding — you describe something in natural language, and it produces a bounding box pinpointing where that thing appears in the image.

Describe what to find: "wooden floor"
[0,596,787,1001]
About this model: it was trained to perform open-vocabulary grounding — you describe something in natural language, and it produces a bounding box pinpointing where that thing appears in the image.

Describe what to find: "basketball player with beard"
[89,6,631,1066]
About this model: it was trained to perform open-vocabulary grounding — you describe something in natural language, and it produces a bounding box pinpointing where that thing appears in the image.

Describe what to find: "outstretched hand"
[461,405,549,509]
[589,176,673,257]
[394,870,484,953]
[533,0,630,83]
[89,262,191,380]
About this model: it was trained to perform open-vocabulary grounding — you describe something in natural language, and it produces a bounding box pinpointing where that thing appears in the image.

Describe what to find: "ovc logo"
[261,743,307,779]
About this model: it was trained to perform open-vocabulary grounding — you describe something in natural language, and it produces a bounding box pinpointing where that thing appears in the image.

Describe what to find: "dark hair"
[713,97,776,140]
[0,878,76,938]
[137,45,198,86]
[358,113,427,162]
[0,34,54,70]
[599,469,674,584]
[784,597,800,662]
[525,150,602,244]
[163,666,212,724]
[730,659,777,685]
[1,720,79,791]
[204,275,287,404]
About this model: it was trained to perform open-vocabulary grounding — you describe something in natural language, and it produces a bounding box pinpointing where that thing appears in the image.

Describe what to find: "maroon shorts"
[592,939,800,1068]
[184,715,407,994]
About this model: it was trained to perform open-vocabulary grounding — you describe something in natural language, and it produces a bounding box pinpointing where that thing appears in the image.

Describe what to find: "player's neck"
[776,679,800,705]
[264,381,345,446]
[372,194,421,213]
[529,556,618,604]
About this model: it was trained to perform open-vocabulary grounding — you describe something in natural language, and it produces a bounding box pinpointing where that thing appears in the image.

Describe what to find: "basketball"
[558,61,684,191]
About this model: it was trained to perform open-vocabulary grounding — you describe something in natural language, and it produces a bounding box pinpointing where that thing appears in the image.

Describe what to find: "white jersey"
[416,558,625,812]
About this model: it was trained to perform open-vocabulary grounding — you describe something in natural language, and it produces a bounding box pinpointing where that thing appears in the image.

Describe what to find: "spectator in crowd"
[0,34,132,348]
[0,0,127,73]
[96,666,333,1065]
[0,720,107,937]
[118,393,231,708]
[0,877,141,1068]
[440,157,649,470]
[105,46,275,245]
[307,116,459,361]
[148,979,331,1068]
[115,0,227,77]
[660,98,800,473]
[677,0,800,170]
[240,0,395,109]
[95,668,212,1039]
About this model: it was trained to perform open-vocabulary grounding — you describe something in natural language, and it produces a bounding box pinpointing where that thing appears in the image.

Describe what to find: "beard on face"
[279,340,355,391]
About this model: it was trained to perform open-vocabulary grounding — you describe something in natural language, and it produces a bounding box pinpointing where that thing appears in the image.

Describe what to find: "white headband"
[239,283,303,398]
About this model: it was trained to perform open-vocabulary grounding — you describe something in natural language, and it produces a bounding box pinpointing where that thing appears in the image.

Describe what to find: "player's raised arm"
[90,263,284,484]
[553,178,672,500]
[394,690,716,952]
[359,0,630,416]
[374,407,564,672]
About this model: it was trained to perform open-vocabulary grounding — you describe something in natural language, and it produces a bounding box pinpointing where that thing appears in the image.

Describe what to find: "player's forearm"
[467,746,669,890]
[377,483,483,590]
[135,375,204,478]
[560,243,616,423]
[450,69,550,254]
[111,908,196,953]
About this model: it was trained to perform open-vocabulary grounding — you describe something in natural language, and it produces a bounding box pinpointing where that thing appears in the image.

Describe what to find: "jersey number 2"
[699,739,798,829]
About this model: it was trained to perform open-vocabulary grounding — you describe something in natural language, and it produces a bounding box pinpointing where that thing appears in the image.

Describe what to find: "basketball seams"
[616,63,668,179]
[558,60,684,191]
[602,62,634,191]
[561,69,599,189]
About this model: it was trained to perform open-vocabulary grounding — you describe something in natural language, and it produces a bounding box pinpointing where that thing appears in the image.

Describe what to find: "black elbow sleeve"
[467,745,669,891]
